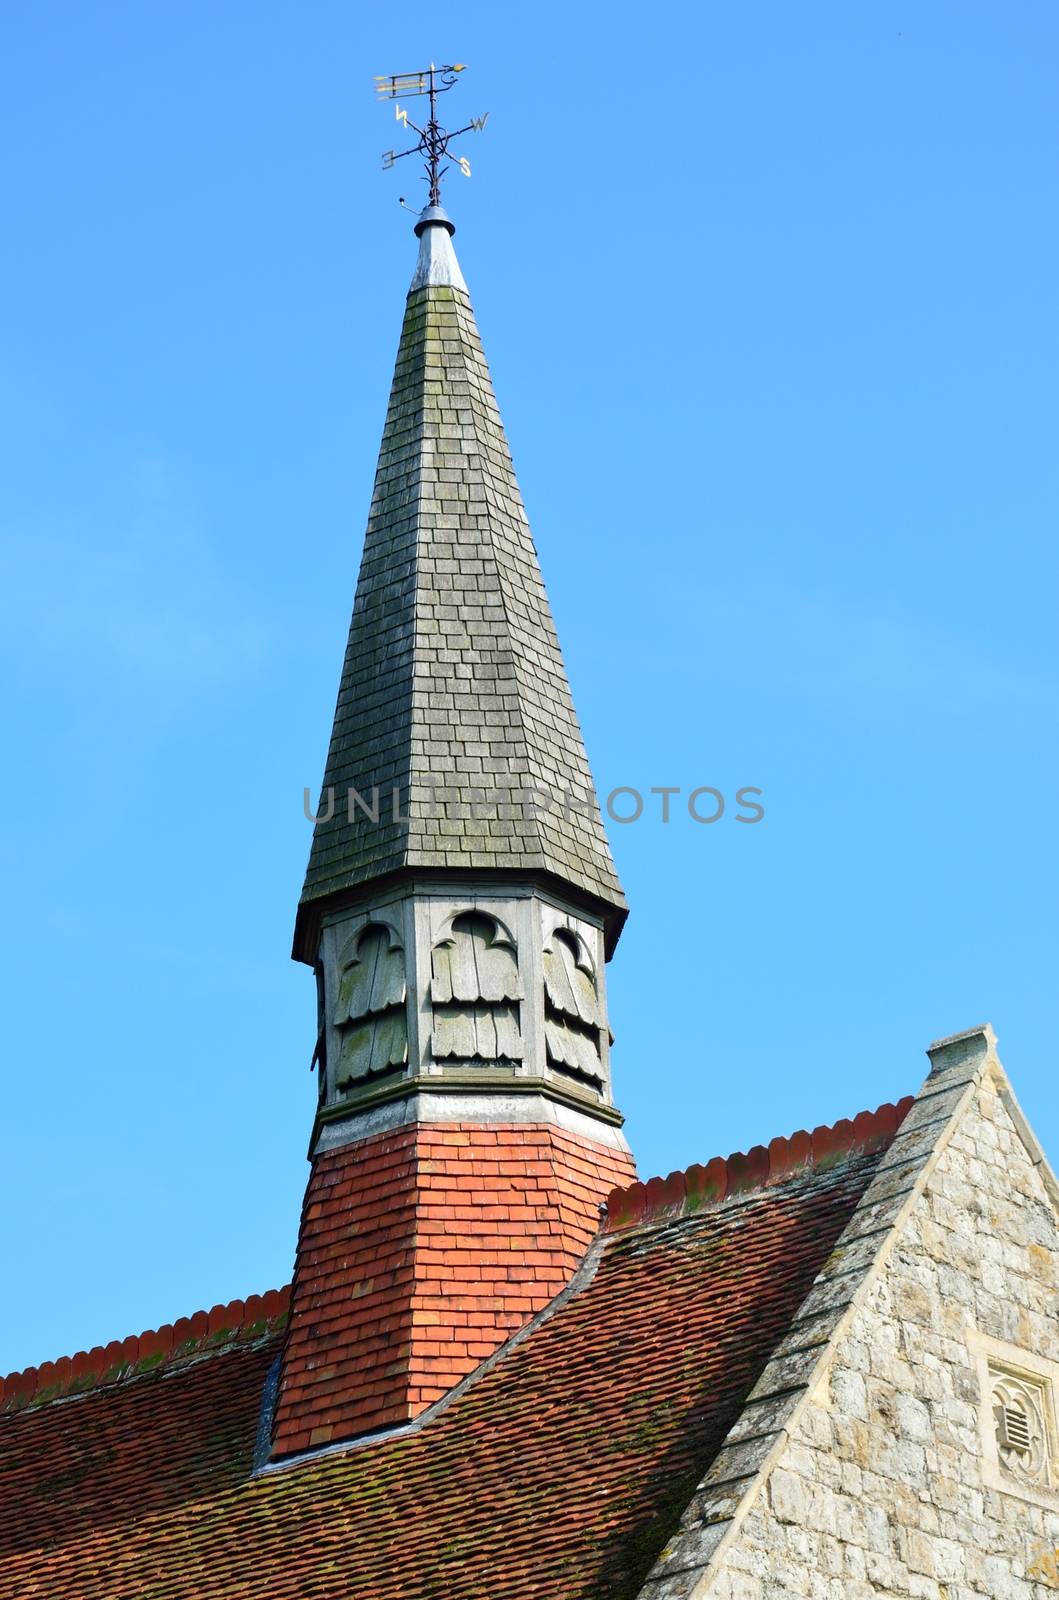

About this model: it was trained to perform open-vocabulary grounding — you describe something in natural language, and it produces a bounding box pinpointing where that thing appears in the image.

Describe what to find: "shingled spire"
[271,208,635,1457]
[294,207,625,963]
[293,206,629,1132]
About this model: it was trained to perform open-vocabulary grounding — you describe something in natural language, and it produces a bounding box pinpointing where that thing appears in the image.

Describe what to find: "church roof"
[295,214,625,962]
[0,1093,916,1600]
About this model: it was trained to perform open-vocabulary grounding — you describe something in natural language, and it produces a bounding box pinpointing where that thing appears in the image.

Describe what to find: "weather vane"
[375,62,488,208]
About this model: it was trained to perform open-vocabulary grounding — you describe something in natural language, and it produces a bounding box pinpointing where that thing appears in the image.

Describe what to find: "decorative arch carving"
[336,908,404,973]
[431,903,519,956]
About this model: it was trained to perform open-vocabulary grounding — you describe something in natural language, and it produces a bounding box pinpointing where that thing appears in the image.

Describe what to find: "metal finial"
[375,61,488,208]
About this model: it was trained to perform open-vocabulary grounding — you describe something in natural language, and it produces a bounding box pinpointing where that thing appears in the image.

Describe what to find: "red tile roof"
[602,1096,913,1232]
[0,1100,909,1600]
[0,1290,290,1414]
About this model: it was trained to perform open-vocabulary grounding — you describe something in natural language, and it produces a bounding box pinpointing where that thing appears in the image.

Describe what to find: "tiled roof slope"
[0,1102,907,1600]
[0,1338,280,1563]
[295,244,626,962]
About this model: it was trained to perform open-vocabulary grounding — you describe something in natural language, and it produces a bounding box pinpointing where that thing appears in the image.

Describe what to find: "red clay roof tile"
[0,1289,290,1413]
[602,1097,912,1233]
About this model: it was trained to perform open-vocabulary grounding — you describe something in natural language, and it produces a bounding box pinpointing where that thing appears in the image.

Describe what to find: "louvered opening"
[998,1405,1032,1454]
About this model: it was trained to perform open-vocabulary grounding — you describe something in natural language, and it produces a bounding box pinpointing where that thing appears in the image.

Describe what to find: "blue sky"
[1,1,1057,1375]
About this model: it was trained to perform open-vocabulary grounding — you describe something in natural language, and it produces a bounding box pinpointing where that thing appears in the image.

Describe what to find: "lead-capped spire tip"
[409,206,467,293]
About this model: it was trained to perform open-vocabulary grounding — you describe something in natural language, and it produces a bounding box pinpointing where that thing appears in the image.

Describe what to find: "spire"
[295,208,625,963]
[270,202,636,1456]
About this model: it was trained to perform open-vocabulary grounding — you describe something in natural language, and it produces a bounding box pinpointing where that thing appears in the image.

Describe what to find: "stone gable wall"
[703,1075,1059,1599]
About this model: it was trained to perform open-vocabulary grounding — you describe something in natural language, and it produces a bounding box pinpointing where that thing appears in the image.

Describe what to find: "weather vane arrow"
[375,61,488,207]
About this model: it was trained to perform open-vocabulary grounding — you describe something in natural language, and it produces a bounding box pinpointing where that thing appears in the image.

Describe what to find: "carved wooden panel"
[333,922,408,1090]
[543,927,603,1091]
[430,911,523,1064]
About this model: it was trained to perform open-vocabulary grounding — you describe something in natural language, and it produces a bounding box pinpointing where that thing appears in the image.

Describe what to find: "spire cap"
[414,203,455,236]
[410,206,467,293]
